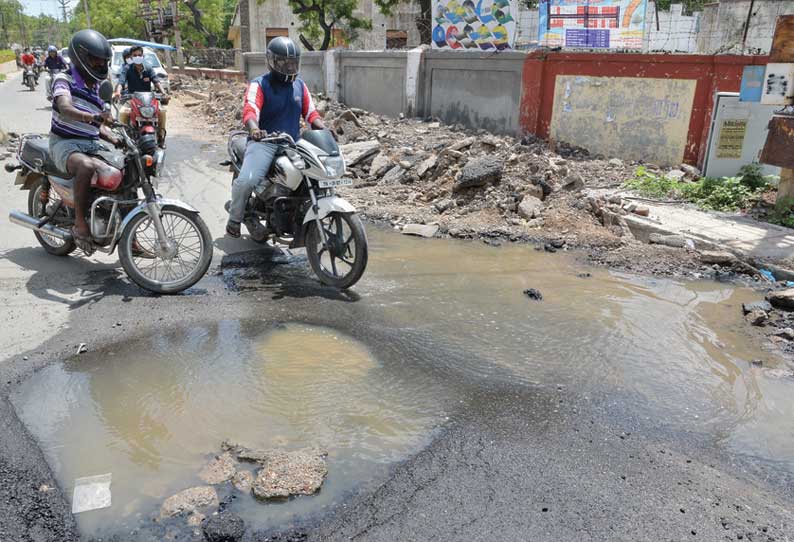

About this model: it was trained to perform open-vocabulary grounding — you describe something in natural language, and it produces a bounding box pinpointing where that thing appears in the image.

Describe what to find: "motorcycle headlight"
[322,155,345,178]
[139,106,155,118]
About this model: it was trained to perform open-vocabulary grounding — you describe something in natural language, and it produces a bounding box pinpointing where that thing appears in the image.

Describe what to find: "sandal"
[70,226,95,255]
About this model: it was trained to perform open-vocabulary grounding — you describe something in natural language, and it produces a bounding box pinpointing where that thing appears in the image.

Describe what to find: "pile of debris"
[170,74,246,134]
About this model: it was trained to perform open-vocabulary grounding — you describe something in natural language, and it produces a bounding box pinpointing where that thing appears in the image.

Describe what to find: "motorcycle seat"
[20,137,71,179]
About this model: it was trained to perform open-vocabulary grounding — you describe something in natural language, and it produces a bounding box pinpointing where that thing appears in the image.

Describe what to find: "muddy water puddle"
[12,229,794,536]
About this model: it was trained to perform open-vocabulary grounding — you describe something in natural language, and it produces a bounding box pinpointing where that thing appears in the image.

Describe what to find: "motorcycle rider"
[49,29,119,250]
[20,48,36,84]
[113,45,168,148]
[44,45,68,71]
[226,36,326,238]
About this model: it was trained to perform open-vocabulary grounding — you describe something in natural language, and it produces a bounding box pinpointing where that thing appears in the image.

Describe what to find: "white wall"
[697,0,794,55]
[645,2,702,53]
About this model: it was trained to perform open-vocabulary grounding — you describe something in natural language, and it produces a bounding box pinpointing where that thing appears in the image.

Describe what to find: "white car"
[110,45,170,93]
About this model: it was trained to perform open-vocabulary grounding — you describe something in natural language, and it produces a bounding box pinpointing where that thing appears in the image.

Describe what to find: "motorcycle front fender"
[116,197,200,242]
[302,196,356,225]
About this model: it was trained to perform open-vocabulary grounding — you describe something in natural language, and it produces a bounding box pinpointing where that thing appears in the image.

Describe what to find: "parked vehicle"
[22,66,37,91]
[6,82,212,294]
[222,130,368,289]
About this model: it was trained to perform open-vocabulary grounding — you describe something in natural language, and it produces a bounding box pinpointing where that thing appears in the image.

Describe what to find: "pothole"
[11,322,449,537]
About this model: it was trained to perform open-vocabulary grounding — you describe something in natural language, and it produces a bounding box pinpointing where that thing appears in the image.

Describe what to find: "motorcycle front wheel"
[306,212,368,290]
[118,207,213,294]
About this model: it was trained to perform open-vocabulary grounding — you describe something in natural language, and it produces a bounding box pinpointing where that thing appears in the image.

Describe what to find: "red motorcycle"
[117,91,169,152]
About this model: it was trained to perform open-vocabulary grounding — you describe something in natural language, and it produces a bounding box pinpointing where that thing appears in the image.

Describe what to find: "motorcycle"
[22,66,36,91]
[44,68,63,102]
[6,81,213,294]
[221,129,368,289]
[117,91,168,149]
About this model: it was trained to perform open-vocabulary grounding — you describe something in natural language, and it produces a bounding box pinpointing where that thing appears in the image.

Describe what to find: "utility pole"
[57,0,69,23]
[83,0,92,28]
[172,0,184,69]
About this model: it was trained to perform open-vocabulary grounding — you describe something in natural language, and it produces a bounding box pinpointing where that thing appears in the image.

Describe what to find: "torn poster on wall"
[431,0,518,50]
[538,0,648,50]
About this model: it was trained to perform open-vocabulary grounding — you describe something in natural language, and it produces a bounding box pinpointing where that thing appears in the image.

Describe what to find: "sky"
[20,0,76,18]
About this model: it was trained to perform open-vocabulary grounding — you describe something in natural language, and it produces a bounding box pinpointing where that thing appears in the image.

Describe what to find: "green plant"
[0,49,15,64]
[769,197,794,229]
[623,166,680,198]
[624,166,768,213]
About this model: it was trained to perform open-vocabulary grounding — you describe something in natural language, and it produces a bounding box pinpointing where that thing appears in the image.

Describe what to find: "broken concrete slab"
[742,300,772,314]
[381,165,406,184]
[745,309,768,326]
[454,157,503,191]
[699,251,738,265]
[767,289,794,311]
[252,448,328,501]
[649,233,688,248]
[402,224,439,238]
[340,140,380,167]
[199,452,236,485]
[449,136,476,151]
[232,471,254,493]
[160,486,219,518]
[518,196,543,221]
[415,154,439,178]
[369,152,392,177]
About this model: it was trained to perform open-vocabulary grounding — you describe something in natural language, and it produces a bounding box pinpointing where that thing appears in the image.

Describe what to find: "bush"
[0,49,16,64]
[624,164,773,212]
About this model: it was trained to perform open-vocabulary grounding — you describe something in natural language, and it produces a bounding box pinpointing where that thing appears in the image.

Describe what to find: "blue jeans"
[229,141,277,223]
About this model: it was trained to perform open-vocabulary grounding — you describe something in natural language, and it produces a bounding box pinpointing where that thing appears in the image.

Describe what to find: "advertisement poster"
[716,119,748,159]
[431,0,518,50]
[538,0,648,50]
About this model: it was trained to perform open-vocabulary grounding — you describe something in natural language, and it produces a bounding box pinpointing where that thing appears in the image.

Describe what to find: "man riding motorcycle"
[49,29,119,250]
[20,48,36,84]
[226,36,326,238]
[113,45,168,148]
[44,45,68,71]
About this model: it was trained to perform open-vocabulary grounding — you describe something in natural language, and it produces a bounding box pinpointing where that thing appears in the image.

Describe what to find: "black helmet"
[267,37,300,84]
[68,29,112,83]
[122,47,132,60]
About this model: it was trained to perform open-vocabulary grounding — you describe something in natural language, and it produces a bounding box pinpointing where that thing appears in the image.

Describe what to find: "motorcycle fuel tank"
[273,155,303,190]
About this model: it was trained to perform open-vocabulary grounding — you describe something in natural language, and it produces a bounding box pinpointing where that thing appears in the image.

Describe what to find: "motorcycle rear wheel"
[306,211,368,290]
[118,207,213,294]
[27,178,76,256]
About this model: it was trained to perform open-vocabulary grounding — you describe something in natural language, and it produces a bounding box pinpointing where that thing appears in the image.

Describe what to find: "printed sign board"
[716,119,747,159]
[538,0,648,50]
[431,0,518,50]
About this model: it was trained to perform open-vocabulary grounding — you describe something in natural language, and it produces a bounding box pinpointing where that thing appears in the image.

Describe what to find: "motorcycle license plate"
[318,178,353,188]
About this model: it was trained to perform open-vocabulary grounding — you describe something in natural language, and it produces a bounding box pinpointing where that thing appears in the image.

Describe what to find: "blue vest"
[254,72,305,141]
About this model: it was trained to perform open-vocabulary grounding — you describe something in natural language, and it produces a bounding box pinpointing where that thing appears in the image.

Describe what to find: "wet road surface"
[1,73,794,542]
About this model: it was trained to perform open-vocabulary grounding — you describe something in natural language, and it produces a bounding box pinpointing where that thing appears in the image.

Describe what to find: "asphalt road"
[0,71,793,542]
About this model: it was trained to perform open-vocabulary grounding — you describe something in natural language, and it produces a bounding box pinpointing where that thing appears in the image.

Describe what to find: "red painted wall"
[519,52,769,166]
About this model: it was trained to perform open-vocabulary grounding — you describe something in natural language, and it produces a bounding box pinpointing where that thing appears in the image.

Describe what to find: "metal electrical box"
[761,63,794,105]
[703,93,781,179]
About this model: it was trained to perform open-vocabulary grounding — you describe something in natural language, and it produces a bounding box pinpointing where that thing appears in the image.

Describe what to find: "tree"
[69,0,145,40]
[282,0,400,50]
[653,0,706,14]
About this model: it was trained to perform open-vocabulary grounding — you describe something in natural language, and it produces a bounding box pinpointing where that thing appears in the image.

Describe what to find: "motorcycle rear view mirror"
[98,79,114,102]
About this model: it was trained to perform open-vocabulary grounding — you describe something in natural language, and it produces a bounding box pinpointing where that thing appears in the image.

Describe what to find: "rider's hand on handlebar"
[92,111,114,127]
[249,128,264,141]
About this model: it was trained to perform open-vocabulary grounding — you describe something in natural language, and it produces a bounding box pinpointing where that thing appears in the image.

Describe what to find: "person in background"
[44,45,67,71]
[113,45,168,148]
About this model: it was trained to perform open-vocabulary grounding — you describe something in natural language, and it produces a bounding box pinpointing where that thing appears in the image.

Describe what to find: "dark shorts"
[49,133,104,175]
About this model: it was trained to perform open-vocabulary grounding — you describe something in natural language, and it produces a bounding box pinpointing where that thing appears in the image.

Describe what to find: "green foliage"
[769,198,794,229]
[0,49,15,63]
[623,166,679,198]
[654,0,706,14]
[283,0,400,50]
[69,0,145,42]
[624,164,774,213]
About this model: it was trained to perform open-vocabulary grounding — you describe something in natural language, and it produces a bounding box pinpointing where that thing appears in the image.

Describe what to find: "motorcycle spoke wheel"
[119,209,212,293]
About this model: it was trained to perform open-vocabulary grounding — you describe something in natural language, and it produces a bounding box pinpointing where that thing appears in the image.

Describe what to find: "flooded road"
[11,229,794,537]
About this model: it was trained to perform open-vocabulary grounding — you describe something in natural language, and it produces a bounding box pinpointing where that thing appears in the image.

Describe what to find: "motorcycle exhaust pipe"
[9,210,72,241]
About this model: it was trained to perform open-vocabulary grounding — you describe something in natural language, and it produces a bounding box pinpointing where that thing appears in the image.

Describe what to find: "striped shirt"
[51,66,104,139]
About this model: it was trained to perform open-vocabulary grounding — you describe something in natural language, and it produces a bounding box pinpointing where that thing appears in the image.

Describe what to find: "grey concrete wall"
[697,0,794,54]
[337,51,407,118]
[420,50,525,134]
[242,52,324,92]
